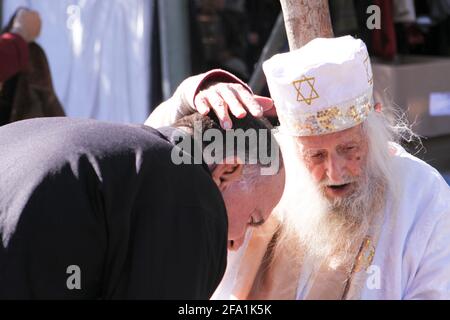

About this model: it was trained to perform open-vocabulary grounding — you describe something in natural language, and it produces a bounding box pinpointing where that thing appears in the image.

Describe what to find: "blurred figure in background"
[0,8,41,83]
[0,8,65,126]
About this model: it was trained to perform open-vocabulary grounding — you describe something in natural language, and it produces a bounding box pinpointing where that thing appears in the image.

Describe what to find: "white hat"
[263,36,374,136]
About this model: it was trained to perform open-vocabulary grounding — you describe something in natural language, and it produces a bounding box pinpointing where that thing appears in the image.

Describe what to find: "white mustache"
[320,177,357,188]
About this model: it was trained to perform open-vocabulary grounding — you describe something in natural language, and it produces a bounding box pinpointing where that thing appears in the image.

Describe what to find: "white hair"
[268,103,420,271]
[362,102,421,202]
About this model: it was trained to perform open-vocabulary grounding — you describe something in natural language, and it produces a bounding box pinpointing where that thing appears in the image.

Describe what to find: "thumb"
[254,95,277,117]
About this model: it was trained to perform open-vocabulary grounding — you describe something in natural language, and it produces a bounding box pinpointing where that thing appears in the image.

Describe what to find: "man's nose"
[326,154,346,183]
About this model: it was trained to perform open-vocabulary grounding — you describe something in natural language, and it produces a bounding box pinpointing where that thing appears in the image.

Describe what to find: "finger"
[207,91,233,129]
[255,96,277,117]
[254,95,274,112]
[233,86,264,117]
[194,94,211,115]
[217,85,247,119]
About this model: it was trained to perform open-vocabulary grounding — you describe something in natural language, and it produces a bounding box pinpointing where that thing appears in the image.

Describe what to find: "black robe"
[0,117,227,299]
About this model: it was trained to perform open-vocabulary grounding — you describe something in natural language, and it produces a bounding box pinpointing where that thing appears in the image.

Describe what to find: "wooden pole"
[279,0,334,50]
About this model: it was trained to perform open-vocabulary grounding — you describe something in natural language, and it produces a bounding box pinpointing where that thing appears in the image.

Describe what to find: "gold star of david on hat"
[293,76,319,106]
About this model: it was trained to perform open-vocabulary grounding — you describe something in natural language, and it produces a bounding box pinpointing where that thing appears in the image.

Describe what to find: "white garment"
[361,144,450,299]
[214,144,450,300]
[211,229,252,300]
[3,0,152,123]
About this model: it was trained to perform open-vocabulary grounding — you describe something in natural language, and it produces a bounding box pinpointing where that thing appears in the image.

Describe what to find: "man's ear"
[374,102,382,113]
[211,157,244,192]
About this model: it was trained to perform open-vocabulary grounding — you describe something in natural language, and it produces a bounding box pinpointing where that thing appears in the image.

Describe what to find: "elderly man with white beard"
[146,36,450,300]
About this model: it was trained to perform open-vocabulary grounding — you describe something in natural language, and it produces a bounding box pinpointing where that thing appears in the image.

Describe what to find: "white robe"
[213,144,450,300]
[361,144,450,299]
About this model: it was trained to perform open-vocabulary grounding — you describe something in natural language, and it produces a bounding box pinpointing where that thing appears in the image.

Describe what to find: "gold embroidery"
[353,237,375,273]
[346,105,361,123]
[279,99,373,136]
[279,90,373,136]
[317,107,341,132]
[293,76,319,106]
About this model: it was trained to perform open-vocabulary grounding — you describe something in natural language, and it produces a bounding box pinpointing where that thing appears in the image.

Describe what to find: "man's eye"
[248,216,264,227]
[312,153,324,159]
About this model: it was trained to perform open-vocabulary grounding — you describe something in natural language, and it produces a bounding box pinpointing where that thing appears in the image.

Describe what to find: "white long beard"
[274,136,387,269]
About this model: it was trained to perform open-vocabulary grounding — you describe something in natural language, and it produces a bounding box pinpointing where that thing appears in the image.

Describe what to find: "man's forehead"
[296,125,365,149]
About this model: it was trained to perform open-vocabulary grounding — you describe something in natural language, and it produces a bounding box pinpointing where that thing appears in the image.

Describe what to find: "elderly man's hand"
[194,82,268,129]
[11,8,42,43]
[145,71,274,129]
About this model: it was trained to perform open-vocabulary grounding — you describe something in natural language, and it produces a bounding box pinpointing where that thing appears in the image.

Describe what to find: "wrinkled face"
[297,125,369,201]
[222,167,285,251]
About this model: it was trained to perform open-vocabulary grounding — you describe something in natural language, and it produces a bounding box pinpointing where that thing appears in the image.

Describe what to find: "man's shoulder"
[389,142,450,221]
[0,117,181,187]
[385,144,450,299]
[0,117,172,153]
[390,143,448,190]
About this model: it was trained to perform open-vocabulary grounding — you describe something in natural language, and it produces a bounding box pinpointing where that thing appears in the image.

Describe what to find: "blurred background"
[1,0,450,184]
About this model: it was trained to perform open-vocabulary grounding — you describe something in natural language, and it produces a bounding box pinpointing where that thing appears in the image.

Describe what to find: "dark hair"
[173,112,282,171]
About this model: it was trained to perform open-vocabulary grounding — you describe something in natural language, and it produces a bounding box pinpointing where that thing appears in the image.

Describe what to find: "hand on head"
[194,82,274,129]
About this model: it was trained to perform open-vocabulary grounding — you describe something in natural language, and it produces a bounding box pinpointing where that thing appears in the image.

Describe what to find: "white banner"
[3,0,153,123]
